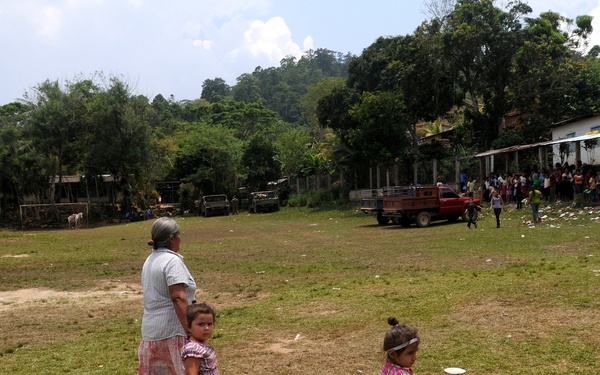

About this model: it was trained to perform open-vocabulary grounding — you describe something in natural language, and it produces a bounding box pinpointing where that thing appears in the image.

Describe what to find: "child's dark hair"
[186,302,216,326]
[383,316,419,354]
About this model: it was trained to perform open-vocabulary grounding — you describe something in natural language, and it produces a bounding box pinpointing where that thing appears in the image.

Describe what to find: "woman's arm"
[169,283,189,333]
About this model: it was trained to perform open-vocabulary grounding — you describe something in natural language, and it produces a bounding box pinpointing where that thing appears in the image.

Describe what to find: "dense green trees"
[0,63,343,213]
[317,0,600,183]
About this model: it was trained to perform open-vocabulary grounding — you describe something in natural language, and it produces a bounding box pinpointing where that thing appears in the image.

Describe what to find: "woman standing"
[490,189,504,228]
[138,217,197,375]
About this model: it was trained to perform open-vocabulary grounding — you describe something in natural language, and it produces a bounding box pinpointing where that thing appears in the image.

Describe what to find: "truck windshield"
[440,189,458,199]
[206,196,226,202]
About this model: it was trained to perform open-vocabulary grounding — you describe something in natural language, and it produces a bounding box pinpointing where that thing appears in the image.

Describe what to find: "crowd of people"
[475,162,599,206]
[459,162,598,228]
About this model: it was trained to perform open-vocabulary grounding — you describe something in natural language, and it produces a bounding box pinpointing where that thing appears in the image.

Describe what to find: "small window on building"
[566,132,576,152]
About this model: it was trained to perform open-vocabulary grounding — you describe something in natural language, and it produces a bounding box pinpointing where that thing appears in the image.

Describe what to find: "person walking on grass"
[490,189,504,228]
[528,186,543,224]
[380,317,419,375]
[182,303,219,375]
[230,195,239,215]
[466,197,482,229]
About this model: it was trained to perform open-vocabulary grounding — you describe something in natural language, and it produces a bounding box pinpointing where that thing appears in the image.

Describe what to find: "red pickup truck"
[360,185,480,227]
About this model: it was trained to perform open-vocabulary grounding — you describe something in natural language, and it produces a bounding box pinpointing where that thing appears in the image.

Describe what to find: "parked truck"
[361,185,480,227]
[249,191,279,213]
[359,188,388,225]
[200,194,230,217]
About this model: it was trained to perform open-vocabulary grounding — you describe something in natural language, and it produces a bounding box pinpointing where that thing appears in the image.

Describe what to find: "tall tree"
[201,78,231,103]
[0,102,44,211]
[348,91,413,164]
[274,126,311,178]
[439,0,532,149]
[232,73,261,103]
[83,77,151,208]
[241,134,280,191]
[508,11,597,136]
[21,79,91,202]
[172,122,242,194]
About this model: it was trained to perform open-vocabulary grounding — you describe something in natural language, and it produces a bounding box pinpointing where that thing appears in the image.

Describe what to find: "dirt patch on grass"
[0,282,142,311]
[452,299,600,342]
[0,283,274,313]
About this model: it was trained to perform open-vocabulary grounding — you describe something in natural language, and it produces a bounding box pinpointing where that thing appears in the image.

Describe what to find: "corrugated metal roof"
[475,133,600,158]
[49,175,116,183]
[545,132,600,145]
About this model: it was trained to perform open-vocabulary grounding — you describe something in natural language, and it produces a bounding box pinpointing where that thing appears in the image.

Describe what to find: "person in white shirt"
[138,217,197,375]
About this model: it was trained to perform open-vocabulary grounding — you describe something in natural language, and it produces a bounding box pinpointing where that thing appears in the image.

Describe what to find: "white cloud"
[525,0,597,14]
[232,16,303,63]
[303,36,314,51]
[193,39,213,50]
[587,3,600,48]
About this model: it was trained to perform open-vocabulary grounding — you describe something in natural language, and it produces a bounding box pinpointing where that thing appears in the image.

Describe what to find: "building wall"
[552,115,600,166]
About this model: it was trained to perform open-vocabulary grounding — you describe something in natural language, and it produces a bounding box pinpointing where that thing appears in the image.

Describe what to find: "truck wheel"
[416,212,431,228]
[376,213,390,225]
[274,204,280,211]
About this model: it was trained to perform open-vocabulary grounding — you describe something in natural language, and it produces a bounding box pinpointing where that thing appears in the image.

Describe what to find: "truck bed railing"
[360,185,440,198]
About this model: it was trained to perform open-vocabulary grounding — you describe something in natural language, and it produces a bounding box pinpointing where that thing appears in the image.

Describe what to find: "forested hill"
[199,48,353,125]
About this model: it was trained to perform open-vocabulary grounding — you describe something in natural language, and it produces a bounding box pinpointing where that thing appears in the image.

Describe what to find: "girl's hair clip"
[147,239,154,246]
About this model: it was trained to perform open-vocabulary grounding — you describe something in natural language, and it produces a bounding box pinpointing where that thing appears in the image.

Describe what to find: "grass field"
[0,202,599,374]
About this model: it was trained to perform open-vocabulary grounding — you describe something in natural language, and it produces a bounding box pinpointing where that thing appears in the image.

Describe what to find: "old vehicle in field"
[249,191,279,213]
[200,194,230,217]
[360,185,479,227]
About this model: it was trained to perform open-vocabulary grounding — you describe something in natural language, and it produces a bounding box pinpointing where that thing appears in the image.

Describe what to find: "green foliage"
[232,73,261,103]
[172,121,242,194]
[418,140,453,162]
[248,48,351,124]
[287,191,309,207]
[302,77,346,129]
[274,127,311,177]
[438,0,532,149]
[287,189,331,208]
[201,78,232,103]
[490,129,525,150]
[178,183,195,212]
[348,91,412,164]
[241,134,281,191]
[205,98,280,139]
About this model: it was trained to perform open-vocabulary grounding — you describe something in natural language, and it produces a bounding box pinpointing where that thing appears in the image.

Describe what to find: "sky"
[2,0,600,106]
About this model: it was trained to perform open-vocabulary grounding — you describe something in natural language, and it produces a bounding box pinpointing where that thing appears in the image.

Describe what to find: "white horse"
[68,212,84,229]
